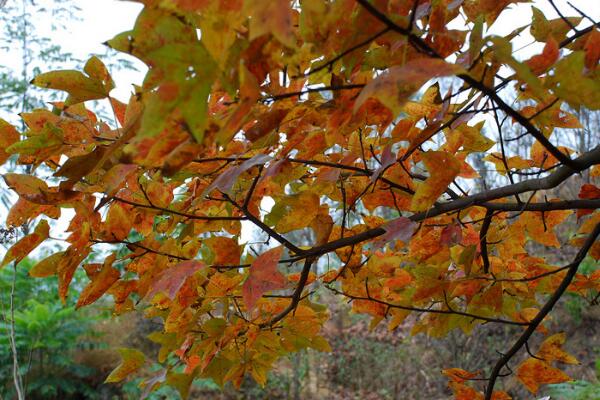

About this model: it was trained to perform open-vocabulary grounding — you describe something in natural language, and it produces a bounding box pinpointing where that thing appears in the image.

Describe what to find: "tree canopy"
[1,0,600,398]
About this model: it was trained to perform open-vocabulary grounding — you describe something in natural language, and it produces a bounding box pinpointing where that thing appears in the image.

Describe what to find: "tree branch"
[484,222,600,399]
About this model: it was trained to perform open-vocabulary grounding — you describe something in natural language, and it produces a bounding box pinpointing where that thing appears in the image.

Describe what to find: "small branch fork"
[351,0,578,169]
[484,222,600,399]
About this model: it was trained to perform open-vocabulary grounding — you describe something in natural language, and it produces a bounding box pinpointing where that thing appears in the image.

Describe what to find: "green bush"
[0,258,107,399]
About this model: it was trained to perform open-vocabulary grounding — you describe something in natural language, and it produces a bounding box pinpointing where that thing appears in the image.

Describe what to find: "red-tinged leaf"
[525,36,559,75]
[579,184,600,200]
[516,358,571,393]
[411,151,461,211]
[440,223,463,246]
[354,58,463,114]
[77,255,121,308]
[584,28,600,70]
[370,144,396,183]
[372,217,417,249]
[577,184,600,218]
[242,246,286,311]
[109,97,127,126]
[1,219,49,267]
[203,154,272,196]
[147,260,204,300]
[105,348,146,383]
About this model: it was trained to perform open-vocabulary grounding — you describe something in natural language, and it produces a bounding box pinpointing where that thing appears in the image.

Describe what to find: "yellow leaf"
[411,151,461,211]
[105,348,146,383]
[537,333,579,364]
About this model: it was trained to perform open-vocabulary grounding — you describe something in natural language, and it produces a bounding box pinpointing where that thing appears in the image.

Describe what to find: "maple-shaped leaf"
[242,246,286,311]
[1,219,49,268]
[147,260,204,300]
[31,56,114,104]
[537,333,579,365]
[411,151,461,211]
[530,6,581,42]
[547,51,600,110]
[516,358,571,393]
[354,58,463,115]
[77,256,121,308]
[372,217,417,249]
[105,348,146,383]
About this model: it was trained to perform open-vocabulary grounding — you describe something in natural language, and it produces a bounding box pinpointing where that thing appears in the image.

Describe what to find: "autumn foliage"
[2,0,600,398]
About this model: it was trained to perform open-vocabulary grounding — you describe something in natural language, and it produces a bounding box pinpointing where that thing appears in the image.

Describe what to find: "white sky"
[22,0,600,101]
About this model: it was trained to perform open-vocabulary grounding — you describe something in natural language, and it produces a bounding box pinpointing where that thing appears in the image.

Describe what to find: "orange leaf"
[411,151,461,211]
[516,358,571,393]
[442,368,478,383]
[448,381,483,400]
[584,28,600,70]
[288,271,316,285]
[537,332,579,364]
[242,246,286,310]
[1,219,49,267]
[525,36,559,75]
[384,269,413,290]
[77,255,121,308]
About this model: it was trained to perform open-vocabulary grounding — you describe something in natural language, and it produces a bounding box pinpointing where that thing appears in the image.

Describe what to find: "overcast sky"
[1,0,599,254]
[36,0,600,101]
